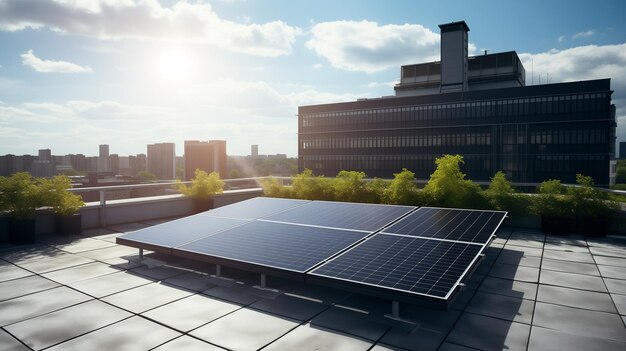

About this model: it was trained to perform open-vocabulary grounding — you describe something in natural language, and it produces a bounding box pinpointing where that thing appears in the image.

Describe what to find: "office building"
[98,144,110,172]
[184,140,228,180]
[251,145,259,157]
[298,21,616,186]
[147,143,175,180]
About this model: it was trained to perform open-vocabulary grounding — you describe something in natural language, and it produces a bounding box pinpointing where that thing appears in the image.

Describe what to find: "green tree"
[423,155,482,208]
[137,171,156,183]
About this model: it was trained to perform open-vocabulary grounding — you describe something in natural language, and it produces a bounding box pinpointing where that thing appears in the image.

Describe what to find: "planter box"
[9,218,37,245]
[194,198,214,214]
[576,216,610,237]
[55,213,82,236]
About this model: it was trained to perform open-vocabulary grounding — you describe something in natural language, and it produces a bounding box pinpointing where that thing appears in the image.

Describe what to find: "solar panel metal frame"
[306,232,495,307]
[198,197,311,220]
[381,206,507,244]
[172,220,370,280]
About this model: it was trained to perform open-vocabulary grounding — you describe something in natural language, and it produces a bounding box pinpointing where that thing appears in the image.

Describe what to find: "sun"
[156,50,194,82]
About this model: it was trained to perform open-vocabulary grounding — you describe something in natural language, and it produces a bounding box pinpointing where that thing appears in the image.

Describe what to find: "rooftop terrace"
[1,218,626,350]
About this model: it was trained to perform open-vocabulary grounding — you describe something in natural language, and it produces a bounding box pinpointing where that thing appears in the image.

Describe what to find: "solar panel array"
[117,197,506,304]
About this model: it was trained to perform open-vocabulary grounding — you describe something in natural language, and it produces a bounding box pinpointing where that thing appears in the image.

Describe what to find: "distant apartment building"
[184,140,228,180]
[298,21,616,186]
[30,149,54,177]
[251,144,259,157]
[98,144,110,172]
[147,143,175,180]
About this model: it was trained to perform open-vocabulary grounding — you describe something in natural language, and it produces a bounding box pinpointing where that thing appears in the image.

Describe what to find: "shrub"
[177,169,224,199]
[261,177,293,198]
[483,171,528,216]
[382,168,420,205]
[332,171,371,203]
[291,169,334,200]
[0,172,44,220]
[423,155,483,208]
[567,174,618,218]
[40,175,84,216]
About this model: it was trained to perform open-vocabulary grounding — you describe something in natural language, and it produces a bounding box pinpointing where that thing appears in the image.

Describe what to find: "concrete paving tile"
[0,328,30,351]
[250,293,330,321]
[537,285,616,313]
[101,256,144,270]
[612,294,626,316]
[106,222,152,232]
[68,271,153,298]
[265,324,373,351]
[0,264,33,282]
[335,293,392,315]
[544,234,587,246]
[0,286,92,326]
[0,275,59,301]
[0,245,63,264]
[400,306,462,334]
[368,343,408,351]
[465,291,534,324]
[142,294,241,332]
[286,283,352,305]
[163,271,218,291]
[130,265,186,281]
[505,238,544,249]
[541,258,600,276]
[605,278,626,295]
[539,269,607,292]
[542,249,594,263]
[101,282,194,313]
[595,255,626,267]
[55,238,116,253]
[311,306,389,341]
[445,312,530,351]
[152,335,226,351]
[80,227,119,237]
[487,263,539,283]
[201,285,262,305]
[379,309,462,351]
[190,308,299,350]
[533,301,626,342]
[589,246,626,258]
[598,265,626,280]
[46,316,180,351]
[502,245,543,257]
[478,276,537,300]
[77,245,138,261]
[5,300,132,350]
[42,261,122,284]
[528,325,626,351]
[496,251,541,268]
[448,287,477,311]
[380,326,448,351]
[18,253,94,274]
[542,242,590,252]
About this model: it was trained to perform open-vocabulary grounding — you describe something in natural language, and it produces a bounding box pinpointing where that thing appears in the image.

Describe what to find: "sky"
[1,0,626,157]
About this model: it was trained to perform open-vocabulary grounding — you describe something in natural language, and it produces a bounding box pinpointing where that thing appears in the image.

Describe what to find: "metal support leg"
[215,265,221,278]
[139,249,144,260]
[391,301,400,319]
[99,190,107,227]
[260,274,266,289]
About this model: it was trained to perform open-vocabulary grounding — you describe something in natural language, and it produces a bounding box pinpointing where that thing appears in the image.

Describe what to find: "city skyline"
[1,0,625,157]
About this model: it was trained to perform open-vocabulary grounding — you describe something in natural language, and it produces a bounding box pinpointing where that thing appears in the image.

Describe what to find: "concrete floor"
[1,221,626,350]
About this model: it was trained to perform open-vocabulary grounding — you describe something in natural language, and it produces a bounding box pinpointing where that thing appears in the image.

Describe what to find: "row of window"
[300,127,609,150]
[301,93,609,130]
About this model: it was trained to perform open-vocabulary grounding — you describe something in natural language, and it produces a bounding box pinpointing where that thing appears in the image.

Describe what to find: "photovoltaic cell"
[382,207,506,244]
[175,220,368,273]
[310,234,483,298]
[199,197,310,220]
[262,201,415,232]
[117,216,248,249]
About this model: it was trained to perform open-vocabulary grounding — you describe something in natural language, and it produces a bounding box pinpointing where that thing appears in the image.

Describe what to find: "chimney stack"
[439,21,470,93]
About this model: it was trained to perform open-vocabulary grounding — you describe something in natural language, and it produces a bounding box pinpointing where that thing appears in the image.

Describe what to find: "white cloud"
[306,20,440,73]
[0,0,300,57]
[364,81,396,89]
[558,35,566,43]
[573,30,595,39]
[313,63,322,69]
[20,50,92,73]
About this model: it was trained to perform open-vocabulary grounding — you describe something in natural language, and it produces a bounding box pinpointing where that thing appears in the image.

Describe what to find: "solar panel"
[174,220,368,273]
[381,207,506,244]
[199,197,310,220]
[309,233,483,299]
[117,216,248,253]
[261,201,415,232]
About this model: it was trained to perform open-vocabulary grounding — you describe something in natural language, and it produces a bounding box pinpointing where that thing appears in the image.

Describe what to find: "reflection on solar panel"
[199,197,310,220]
[117,216,247,253]
[309,234,482,299]
[382,207,506,244]
[262,201,415,232]
[175,220,368,273]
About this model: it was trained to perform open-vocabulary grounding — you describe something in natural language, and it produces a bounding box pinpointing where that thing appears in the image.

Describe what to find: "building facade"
[184,140,227,180]
[147,142,176,180]
[298,21,616,186]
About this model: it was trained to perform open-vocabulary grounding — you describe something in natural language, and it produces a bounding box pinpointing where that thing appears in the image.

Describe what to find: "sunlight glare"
[156,50,194,82]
